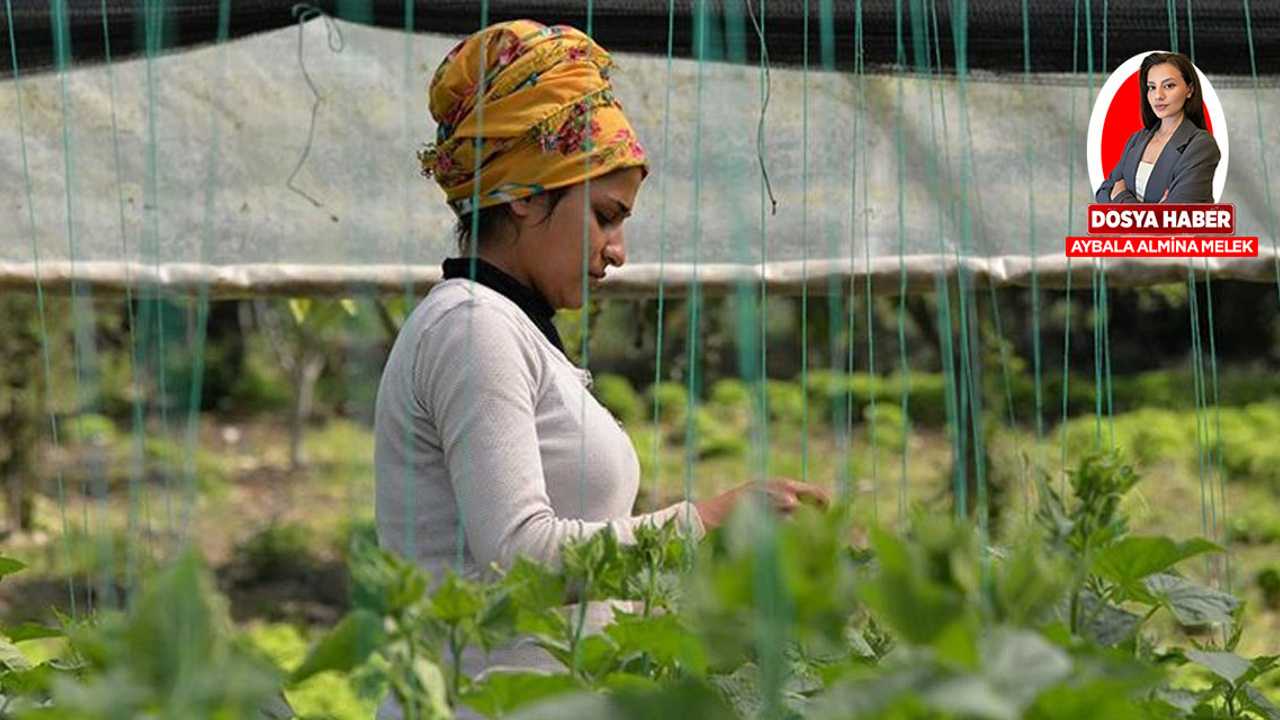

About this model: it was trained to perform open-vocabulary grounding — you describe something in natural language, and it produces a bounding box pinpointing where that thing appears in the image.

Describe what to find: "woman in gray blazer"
[1095,52,1221,204]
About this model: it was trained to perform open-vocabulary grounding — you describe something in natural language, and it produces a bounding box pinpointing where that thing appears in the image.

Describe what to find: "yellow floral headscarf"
[419,20,648,216]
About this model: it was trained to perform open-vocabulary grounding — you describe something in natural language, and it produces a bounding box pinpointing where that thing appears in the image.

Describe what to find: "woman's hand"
[694,479,830,530]
[1110,179,1127,200]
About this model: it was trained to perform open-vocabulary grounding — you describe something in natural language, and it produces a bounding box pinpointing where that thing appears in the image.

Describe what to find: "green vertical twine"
[397,0,420,562]
[682,0,707,555]
[1021,0,1043,527]
[1241,1,1280,346]
[1200,260,1230,591]
[139,0,170,580]
[1058,0,1082,490]
[800,0,810,484]
[456,2,491,571]
[747,4,787,713]
[649,0,676,518]
[893,0,910,531]
[50,0,97,615]
[1186,266,1213,579]
[182,0,233,541]
[1092,264,1103,449]
[1241,0,1279,599]
[918,1,963,520]
[577,0,596,526]
[1101,262,1115,450]
[5,0,76,617]
[1084,0,1105,458]
[818,0,849,505]
[99,0,147,612]
[571,2,598,680]
[949,0,994,572]
[1185,0,1195,61]
[1167,0,1179,53]
[755,0,770,469]
[1102,0,1109,70]
[853,0,877,522]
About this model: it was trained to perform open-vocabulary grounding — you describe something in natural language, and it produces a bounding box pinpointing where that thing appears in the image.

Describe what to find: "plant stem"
[449,625,465,702]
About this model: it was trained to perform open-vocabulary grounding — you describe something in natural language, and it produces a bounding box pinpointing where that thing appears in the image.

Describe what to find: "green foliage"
[6,453,1280,719]
[765,380,806,424]
[693,409,749,459]
[59,414,119,446]
[645,382,690,426]
[1256,568,1280,612]
[592,374,643,424]
[142,436,229,494]
[864,403,908,454]
[25,549,284,720]
[229,522,317,586]
[243,622,380,720]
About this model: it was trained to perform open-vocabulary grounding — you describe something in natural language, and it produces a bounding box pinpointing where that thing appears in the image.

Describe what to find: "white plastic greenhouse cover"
[2,19,1278,296]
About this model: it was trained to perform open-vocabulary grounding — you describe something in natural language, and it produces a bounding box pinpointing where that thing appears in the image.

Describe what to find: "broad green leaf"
[1239,655,1280,687]
[0,638,33,671]
[460,672,580,717]
[808,665,939,720]
[921,675,1019,720]
[5,623,62,643]
[574,632,621,679]
[431,571,484,624]
[1074,592,1143,647]
[339,298,358,316]
[0,556,27,580]
[1186,649,1252,686]
[1144,574,1239,627]
[289,609,386,685]
[1092,537,1220,595]
[505,692,612,720]
[477,590,519,652]
[407,655,451,720]
[859,528,971,652]
[600,672,661,693]
[981,627,1073,711]
[605,612,707,676]
[1244,684,1280,720]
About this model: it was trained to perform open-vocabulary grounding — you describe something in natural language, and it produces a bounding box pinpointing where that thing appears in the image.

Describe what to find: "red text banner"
[1087,204,1236,235]
[1065,236,1259,258]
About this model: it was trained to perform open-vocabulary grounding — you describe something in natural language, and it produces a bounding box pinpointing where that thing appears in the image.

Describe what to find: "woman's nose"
[603,235,626,267]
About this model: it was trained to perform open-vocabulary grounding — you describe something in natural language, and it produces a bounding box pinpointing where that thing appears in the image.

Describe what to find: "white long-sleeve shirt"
[373,278,702,711]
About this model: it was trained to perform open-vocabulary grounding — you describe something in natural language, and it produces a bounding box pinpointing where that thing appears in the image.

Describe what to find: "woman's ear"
[508,196,538,219]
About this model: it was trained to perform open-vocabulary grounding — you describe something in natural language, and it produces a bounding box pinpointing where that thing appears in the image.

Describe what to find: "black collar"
[441,257,564,353]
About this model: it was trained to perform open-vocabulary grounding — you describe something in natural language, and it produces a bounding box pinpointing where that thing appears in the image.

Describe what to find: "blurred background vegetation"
[2,280,1280,716]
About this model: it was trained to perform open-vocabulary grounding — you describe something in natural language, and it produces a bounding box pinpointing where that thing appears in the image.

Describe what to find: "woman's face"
[508,167,643,310]
[1146,63,1192,122]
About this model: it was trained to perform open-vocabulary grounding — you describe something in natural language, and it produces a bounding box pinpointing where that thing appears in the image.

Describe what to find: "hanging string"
[1242,0,1278,593]
[50,0,102,616]
[286,4,345,216]
[799,0,810,483]
[743,0,779,216]
[853,0,877,522]
[182,0,234,541]
[648,0,677,515]
[97,0,148,612]
[4,0,77,617]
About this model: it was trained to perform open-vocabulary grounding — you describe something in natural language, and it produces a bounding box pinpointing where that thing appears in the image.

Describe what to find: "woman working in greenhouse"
[1095,51,1221,204]
[373,19,826,710]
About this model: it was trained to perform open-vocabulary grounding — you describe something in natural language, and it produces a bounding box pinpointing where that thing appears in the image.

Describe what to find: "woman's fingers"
[763,479,830,508]
[751,479,830,515]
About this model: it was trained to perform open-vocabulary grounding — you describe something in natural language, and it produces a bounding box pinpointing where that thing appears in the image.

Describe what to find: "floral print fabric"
[418,20,648,216]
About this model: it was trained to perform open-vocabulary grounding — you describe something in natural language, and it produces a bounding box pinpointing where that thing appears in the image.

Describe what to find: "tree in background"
[0,292,62,533]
